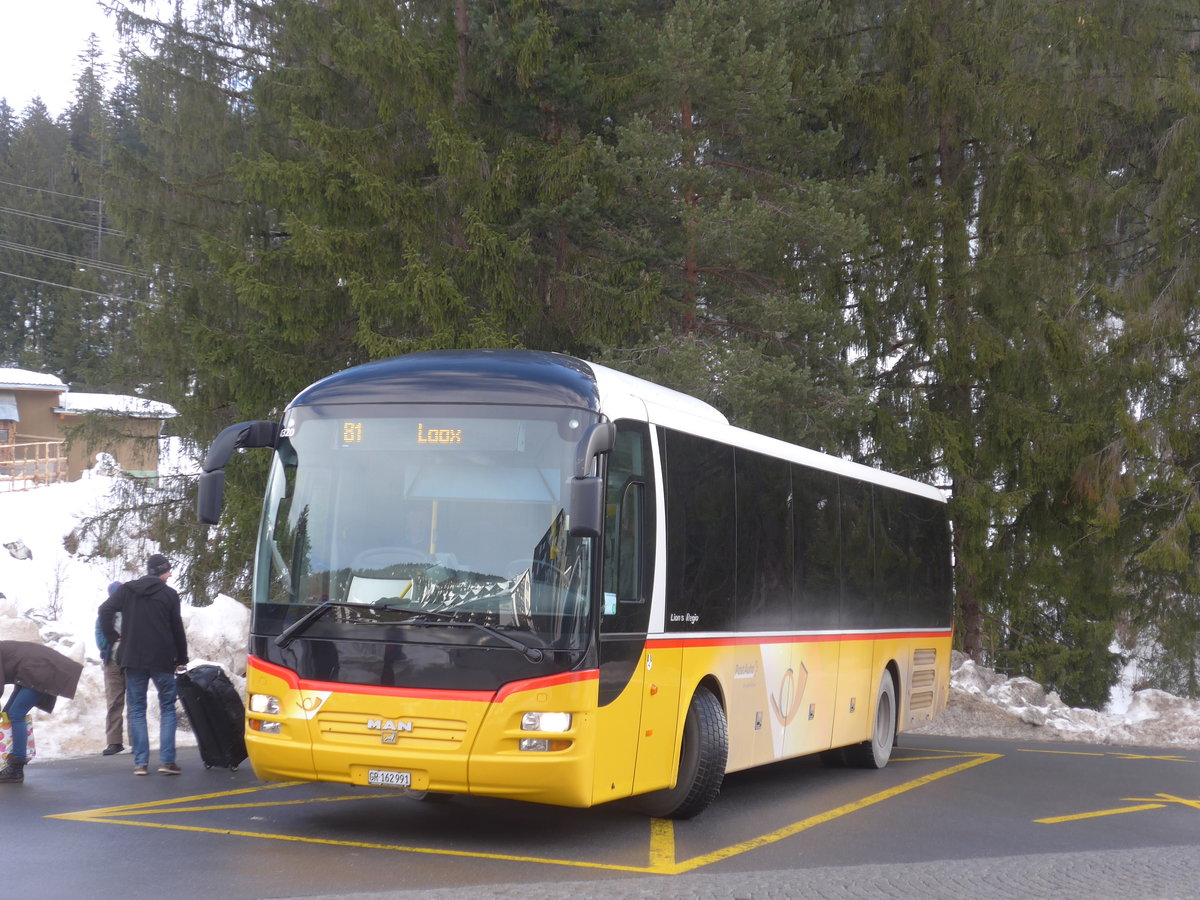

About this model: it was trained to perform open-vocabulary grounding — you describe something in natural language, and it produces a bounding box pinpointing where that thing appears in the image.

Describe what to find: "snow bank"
[912,652,1200,749]
[0,593,249,761]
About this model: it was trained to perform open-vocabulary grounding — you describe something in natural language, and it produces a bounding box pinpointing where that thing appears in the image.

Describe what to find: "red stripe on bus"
[248,655,597,704]
[645,630,951,649]
[494,669,598,702]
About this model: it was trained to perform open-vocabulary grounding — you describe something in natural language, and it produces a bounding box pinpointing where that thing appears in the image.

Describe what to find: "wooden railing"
[0,439,68,491]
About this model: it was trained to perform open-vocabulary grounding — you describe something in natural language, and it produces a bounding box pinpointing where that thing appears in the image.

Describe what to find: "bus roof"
[289,350,944,504]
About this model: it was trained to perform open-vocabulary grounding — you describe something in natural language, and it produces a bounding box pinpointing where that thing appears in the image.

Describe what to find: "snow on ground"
[2,463,1199,765]
[0,467,247,762]
[911,652,1200,749]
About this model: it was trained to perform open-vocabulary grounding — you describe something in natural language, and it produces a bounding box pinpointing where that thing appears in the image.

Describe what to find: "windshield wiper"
[377,603,545,663]
[276,600,548,663]
[275,600,368,649]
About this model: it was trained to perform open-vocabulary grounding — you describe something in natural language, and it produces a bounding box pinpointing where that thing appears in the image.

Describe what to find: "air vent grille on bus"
[909,690,935,710]
[911,668,936,689]
[907,648,939,719]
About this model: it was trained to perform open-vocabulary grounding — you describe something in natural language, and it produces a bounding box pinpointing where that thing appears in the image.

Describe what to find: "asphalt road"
[7,734,1198,899]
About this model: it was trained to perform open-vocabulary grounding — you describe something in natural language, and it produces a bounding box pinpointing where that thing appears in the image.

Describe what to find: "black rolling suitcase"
[176,664,248,770]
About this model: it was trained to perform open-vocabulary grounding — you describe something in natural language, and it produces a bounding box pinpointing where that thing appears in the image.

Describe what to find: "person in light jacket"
[95,580,127,756]
[99,553,189,776]
[0,639,84,784]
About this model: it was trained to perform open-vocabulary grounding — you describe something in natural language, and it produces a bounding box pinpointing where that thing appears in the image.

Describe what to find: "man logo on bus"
[367,719,413,733]
[769,663,809,727]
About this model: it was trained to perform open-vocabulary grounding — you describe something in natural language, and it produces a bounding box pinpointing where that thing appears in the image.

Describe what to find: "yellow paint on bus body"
[244,631,951,809]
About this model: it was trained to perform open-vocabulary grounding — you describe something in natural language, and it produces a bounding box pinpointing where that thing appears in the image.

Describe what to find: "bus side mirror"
[573,422,615,478]
[197,470,226,525]
[568,422,615,538]
[569,476,604,538]
[197,420,279,525]
[203,420,280,472]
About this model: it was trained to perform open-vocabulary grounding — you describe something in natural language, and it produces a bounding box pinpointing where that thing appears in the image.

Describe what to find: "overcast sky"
[0,0,120,117]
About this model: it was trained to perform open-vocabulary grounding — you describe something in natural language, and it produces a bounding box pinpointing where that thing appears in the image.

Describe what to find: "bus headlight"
[520,738,570,751]
[250,719,281,735]
[249,694,280,714]
[521,712,571,733]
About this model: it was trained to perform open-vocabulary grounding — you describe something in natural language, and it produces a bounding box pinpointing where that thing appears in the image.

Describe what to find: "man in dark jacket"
[99,553,189,776]
[0,640,84,783]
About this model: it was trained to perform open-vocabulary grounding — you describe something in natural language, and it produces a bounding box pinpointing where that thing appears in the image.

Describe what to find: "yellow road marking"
[1125,794,1200,811]
[1110,753,1193,762]
[665,753,1001,874]
[1036,804,1165,823]
[1018,749,1193,763]
[649,818,675,869]
[894,752,993,762]
[1036,793,1200,824]
[48,781,304,820]
[49,752,1001,875]
[1018,749,1106,758]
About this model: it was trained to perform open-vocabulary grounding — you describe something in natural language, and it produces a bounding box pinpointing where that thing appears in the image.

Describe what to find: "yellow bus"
[198,350,952,818]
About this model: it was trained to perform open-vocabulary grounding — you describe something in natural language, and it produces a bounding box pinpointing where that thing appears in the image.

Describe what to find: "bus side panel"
[776,640,840,760]
[245,660,319,782]
[468,674,601,807]
[630,643,683,797]
[650,637,851,777]
[589,646,647,803]
[830,638,874,748]
[889,635,952,731]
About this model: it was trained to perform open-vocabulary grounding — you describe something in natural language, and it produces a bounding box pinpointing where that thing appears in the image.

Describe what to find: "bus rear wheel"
[632,686,728,819]
[845,670,897,769]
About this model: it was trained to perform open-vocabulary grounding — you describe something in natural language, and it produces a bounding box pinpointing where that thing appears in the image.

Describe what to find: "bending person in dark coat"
[0,639,84,784]
[99,553,189,776]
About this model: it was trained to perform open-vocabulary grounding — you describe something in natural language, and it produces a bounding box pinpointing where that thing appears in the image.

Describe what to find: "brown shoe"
[158,763,181,775]
[133,765,149,776]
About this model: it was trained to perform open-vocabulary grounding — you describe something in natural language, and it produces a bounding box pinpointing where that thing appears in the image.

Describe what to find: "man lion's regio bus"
[198,350,952,818]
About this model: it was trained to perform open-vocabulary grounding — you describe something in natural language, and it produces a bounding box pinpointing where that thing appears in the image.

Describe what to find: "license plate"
[368,769,411,788]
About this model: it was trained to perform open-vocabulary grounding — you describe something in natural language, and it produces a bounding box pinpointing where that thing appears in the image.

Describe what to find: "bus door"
[593,422,677,800]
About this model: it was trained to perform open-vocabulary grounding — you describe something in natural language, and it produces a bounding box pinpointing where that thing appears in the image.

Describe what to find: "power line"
[0,238,151,279]
[0,268,155,308]
[0,177,101,204]
[0,204,124,236]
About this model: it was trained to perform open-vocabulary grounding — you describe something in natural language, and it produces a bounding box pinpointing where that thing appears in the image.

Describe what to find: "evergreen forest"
[2,0,1200,708]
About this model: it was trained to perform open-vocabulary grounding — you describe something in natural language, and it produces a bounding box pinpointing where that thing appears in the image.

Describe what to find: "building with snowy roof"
[0,368,177,487]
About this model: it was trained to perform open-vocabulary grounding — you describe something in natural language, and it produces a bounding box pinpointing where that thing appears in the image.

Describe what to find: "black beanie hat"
[147,553,173,576]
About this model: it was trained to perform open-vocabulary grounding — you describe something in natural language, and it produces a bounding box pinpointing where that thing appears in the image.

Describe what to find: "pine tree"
[0,101,74,372]
[1100,3,1200,698]
[832,0,1194,705]
[574,0,873,450]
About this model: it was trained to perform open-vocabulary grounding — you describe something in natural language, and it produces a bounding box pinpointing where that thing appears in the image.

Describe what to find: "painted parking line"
[1018,749,1194,763]
[1036,793,1200,824]
[49,750,1001,875]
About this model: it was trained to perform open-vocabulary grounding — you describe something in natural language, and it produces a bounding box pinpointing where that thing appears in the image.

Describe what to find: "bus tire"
[845,670,896,769]
[632,686,728,819]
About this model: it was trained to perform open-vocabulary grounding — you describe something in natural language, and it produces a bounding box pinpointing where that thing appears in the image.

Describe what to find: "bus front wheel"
[845,670,897,769]
[632,686,728,819]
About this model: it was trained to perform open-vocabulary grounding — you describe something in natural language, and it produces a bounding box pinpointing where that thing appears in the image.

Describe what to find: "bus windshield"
[253,403,600,658]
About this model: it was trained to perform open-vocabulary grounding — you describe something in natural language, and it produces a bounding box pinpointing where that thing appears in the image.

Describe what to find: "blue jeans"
[125,669,177,767]
[4,686,41,760]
